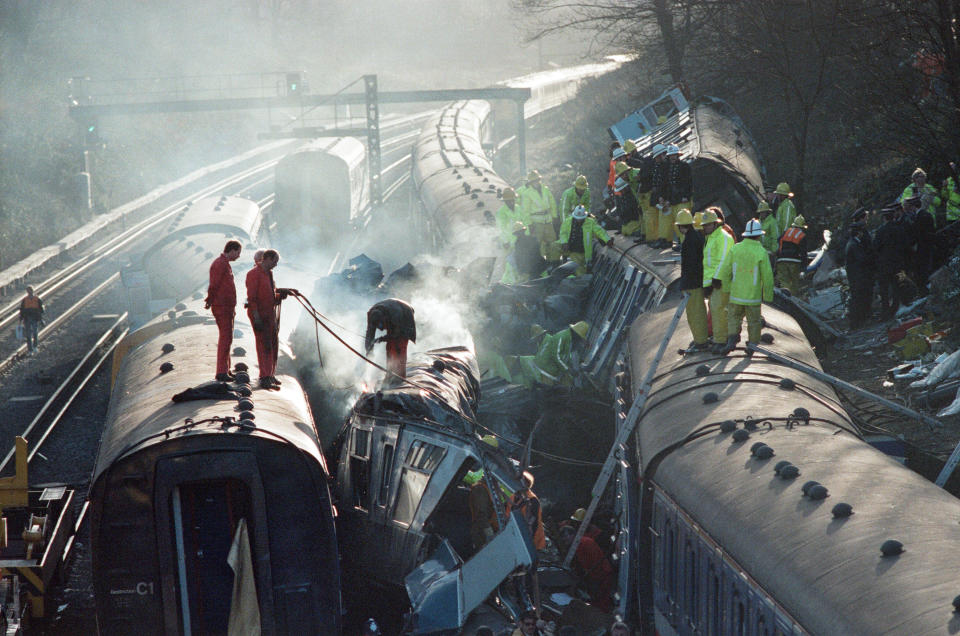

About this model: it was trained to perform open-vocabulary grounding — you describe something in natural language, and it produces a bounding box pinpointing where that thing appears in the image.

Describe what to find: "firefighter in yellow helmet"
[517,170,560,264]
[496,187,527,247]
[514,321,589,387]
[675,209,709,353]
[776,215,809,297]
[716,218,775,354]
[560,175,591,223]
[773,182,797,237]
[559,205,612,275]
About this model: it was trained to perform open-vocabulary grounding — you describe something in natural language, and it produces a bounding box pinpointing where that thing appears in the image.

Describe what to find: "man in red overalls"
[245,249,286,389]
[205,240,241,381]
[364,298,416,382]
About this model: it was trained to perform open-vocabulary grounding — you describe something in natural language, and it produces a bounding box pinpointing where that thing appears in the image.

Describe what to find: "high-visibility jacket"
[518,184,557,224]
[558,216,609,262]
[703,227,735,286]
[941,177,960,221]
[760,215,780,255]
[775,198,797,236]
[19,295,43,321]
[716,238,774,305]
[777,227,808,264]
[901,182,940,226]
[559,186,591,222]
[607,158,617,190]
[534,328,572,378]
[206,253,236,308]
[496,202,524,245]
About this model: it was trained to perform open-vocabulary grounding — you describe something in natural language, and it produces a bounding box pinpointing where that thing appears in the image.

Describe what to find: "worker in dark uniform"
[776,216,809,297]
[910,193,936,295]
[18,286,44,354]
[874,206,910,320]
[845,221,875,328]
[503,221,546,284]
[675,209,709,352]
[246,249,285,389]
[613,172,641,239]
[205,240,242,381]
[364,298,416,381]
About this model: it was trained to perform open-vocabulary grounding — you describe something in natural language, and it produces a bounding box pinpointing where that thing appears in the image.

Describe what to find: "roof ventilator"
[703,392,719,404]
[696,364,710,377]
[831,502,853,518]
[760,333,775,344]
[731,429,750,443]
[719,420,737,433]
[234,371,250,384]
[159,362,174,374]
[779,465,800,479]
[237,398,254,412]
[807,484,828,500]
[233,347,246,356]
[801,481,820,496]
[234,362,248,372]
[953,596,960,613]
[779,378,795,390]
[755,445,774,459]
[774,460,792,474]
[161,343,175,354]
[786,407,810,429]
[880,539,903,557]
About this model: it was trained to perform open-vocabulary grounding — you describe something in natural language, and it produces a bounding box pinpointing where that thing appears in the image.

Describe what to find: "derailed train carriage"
[584,234,960,634]
[90,299,341,635]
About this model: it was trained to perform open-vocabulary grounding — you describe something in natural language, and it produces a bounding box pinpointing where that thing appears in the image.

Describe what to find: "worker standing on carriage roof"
[716,219,775,354]
[675,209,709,352]
[776,216,809,297]
[364,298,417,381]
[662,144,692,245]
[757,201,780,260]
[773,182,798,237]
[205,239,242,381]
[559,205,612,275]
[246,249,285,389]
[518,170,560,264]
[701,207,734,349]
[559,175,591,223]
[496,187,527,247]
[614,161,642,237]
[645,144,668,244]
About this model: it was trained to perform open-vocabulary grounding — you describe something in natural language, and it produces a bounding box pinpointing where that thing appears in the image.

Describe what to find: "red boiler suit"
[205,253,236,375]
[245,265,279,379]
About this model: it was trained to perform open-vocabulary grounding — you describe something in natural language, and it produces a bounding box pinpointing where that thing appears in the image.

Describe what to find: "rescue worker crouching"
[701,207,734,353]
[675,209,709,353]
[559,205,612,275]
[776,215,809,297]
[518,170,561,264]
[205,239,242,381]
[716,219,775,355]
[559,175,591,223]
[364,298,417,381]
[513,321,589,387]
[245,248,287,389]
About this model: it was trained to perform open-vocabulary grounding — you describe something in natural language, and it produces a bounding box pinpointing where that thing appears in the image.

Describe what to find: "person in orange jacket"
[506,471,545,550]
[205,240,241,381]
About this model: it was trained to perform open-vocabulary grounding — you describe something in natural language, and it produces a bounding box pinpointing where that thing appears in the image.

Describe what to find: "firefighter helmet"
[743,218,765,237]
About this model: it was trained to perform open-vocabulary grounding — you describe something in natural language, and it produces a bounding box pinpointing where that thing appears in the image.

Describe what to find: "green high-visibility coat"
[517,184,557,224]
[775,198,797,237]
[901,182,940,226]
[558,216,610,262]
[703,226,735,286]
[559,186,591,222]
[716,238,774,305]
[496,203,524,246]
[760,215,780,255]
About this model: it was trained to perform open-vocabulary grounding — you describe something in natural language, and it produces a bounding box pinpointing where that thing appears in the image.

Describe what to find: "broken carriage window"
[378,444,394,506]
[393,440,447,526]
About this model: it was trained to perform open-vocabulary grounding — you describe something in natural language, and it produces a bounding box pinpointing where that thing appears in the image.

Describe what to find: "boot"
[721,336,738,356]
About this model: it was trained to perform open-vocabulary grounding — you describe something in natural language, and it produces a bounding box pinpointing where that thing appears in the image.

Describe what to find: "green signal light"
[87,124,96,132]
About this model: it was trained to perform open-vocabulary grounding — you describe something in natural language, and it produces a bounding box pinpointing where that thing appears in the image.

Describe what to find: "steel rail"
[0,313,128,474]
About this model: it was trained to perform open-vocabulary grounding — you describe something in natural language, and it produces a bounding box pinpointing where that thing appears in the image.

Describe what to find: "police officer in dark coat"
[873,205,911,319]
[909,196,936,295]
[845,222,875,328]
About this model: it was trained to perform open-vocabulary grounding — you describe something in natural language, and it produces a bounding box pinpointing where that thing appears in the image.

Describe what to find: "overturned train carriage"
[584,236,960,634]
[335,347,536,633]
[91,300,340,635]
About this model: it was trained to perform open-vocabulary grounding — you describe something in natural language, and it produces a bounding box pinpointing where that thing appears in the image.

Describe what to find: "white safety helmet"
[572,205,588,220]
[651,143,667,157]
[742,218,765,237]
[612,146,627,159]
[666,144,681,156]
[614,176,629,193]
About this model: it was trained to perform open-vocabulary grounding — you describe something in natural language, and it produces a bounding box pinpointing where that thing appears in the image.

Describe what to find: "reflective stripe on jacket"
[775,199,797,236]
[558,216,609,262]
[496,203,524,245]
[777,227,807,263]
[703,227,734,286]
[717,238,774,305]
[760,215,780,255]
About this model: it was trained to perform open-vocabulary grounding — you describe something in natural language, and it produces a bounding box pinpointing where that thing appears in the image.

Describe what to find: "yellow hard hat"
[530,324,547,339]
[792,215,807,228]
[700,208,719,225]
[574,175,588,188]
[570,321,589,339]
[675,209,695,226]
[527,169,541,182]
[481,434,498,448]
[615,161,630,176]
[757,201,772,213]
[692,211,704,230]
[775,182,792,196]
[512,220,527,233]
[502,187,516,201]
[622,139,637,154]
[571,507,586,522]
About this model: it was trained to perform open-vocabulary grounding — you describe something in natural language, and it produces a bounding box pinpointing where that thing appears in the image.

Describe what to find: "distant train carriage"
[140,195,262,306]
[272,137,368,251]
[90,301,341,635]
